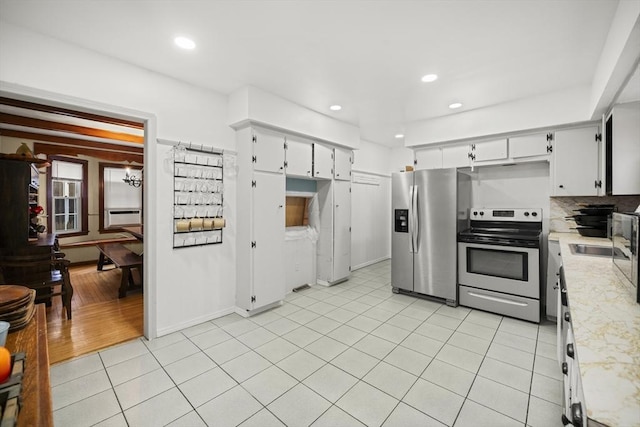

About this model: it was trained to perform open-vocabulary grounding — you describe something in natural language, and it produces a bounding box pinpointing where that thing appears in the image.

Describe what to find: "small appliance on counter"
[391,169,471,306]
[458,208,543,322]
[612,212,639,303]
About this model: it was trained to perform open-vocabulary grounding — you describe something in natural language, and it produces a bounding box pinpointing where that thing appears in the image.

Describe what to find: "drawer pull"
[467,291,528,307]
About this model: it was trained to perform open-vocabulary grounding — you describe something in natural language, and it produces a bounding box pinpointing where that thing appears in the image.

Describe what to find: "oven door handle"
[467,291,528,307]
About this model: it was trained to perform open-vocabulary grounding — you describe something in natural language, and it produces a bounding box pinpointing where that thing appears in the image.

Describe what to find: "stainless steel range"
[458,208,542,323]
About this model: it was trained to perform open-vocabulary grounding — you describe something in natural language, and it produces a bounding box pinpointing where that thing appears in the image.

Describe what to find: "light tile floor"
[51,260,564,427]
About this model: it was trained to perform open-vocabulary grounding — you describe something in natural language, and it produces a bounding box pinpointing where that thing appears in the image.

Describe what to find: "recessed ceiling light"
[421,74,438,83]
[329,105,342,111]
[395,134,404,139]
[174,36,196,50]
[449,102,463,109]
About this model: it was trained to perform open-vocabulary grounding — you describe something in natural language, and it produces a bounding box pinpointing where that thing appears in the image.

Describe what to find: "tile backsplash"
[550,195,640,232]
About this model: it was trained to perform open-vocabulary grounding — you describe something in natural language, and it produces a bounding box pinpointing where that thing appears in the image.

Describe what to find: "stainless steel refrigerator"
[391,168,471,305]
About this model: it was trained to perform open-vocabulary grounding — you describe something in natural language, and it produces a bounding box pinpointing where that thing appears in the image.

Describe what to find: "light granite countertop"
[549,232,640,427]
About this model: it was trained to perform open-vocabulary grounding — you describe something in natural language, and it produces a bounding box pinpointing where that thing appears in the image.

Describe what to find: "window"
[99,163,143,232]
[52,179,81,232]
[47,156,88,237]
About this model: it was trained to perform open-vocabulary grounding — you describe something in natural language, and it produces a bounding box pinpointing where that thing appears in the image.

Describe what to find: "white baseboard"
[155,306,236,337]
[352,256,390,271]
[234,300,282,318]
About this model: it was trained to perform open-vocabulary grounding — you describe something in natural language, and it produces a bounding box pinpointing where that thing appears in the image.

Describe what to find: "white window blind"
[52,160,83,180]
[104,167,142,210]
[103,167,142,228]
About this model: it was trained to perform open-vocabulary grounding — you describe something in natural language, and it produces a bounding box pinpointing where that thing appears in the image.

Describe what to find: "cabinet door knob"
[559,185,564,188]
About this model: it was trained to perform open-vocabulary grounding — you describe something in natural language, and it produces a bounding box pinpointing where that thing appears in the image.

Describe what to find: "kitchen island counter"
[550,232,640,427]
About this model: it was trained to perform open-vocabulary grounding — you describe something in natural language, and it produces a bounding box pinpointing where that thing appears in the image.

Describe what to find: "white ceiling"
[0,0,622,147]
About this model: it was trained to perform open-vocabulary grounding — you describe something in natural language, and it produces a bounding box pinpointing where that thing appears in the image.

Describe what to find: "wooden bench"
[96,243,142,298]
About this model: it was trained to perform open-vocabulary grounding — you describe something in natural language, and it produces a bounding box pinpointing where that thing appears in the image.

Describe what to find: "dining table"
[121,225,143,241]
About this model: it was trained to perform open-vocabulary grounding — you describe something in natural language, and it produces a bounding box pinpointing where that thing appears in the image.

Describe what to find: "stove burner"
[459,208,543,248]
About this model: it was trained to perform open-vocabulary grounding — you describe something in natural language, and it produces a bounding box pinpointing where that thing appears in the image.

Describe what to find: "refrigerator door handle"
[411,185,419,253]
[408,185,414,253]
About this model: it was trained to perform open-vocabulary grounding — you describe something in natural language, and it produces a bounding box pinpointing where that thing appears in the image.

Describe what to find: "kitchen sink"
[568,243,627,258]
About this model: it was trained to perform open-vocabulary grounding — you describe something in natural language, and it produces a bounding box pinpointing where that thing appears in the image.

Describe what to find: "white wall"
[390,146,415,173]
[470,162,551,219]
[351,140,392,269]
[0,21,237,337]
[228,86,361,149]
[405,85,592,146]
[589,0,640,118]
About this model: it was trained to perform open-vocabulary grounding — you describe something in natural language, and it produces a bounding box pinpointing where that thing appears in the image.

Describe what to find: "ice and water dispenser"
[395,209,408,233]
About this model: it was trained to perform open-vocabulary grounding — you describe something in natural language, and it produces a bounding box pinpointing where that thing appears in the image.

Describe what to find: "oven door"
[458,242,540,298]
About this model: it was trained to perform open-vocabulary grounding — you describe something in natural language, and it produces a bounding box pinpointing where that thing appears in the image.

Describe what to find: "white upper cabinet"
[334,148,352,181]
[553,126,600,196]
[285,137,313,178]
[471,139,508,162]
[609,102,640,195]
[509,132,552,158]
[253,128,285,173]
[415,147,442,170]
[313,143,334,179]
[441,144,471,169]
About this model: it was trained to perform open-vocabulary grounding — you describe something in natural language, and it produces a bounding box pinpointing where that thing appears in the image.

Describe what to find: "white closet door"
[251,171,285,308]
[333,180,351,281]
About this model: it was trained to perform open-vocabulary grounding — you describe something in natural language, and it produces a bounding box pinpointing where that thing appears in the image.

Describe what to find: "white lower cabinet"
[557,258,588,427]
[547,240,562,321]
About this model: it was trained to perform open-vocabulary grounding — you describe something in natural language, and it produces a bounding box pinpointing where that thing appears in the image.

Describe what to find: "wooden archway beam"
[0,128,143,154]
[0,96,143,129]
[0,113,143,144]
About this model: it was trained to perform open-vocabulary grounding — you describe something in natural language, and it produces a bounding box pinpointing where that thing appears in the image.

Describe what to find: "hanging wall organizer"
[172,143,225,248]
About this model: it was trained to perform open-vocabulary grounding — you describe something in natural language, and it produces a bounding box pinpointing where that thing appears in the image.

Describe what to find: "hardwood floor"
[45,263,143,365]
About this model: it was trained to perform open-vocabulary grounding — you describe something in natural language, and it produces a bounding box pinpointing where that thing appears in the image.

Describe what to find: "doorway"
[0,83,156,362]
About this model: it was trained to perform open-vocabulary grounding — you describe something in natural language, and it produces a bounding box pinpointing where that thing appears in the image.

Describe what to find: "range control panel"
[469,208,542,222]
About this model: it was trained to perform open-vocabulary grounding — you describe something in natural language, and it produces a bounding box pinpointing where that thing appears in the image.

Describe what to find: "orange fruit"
[0,347,11,383]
